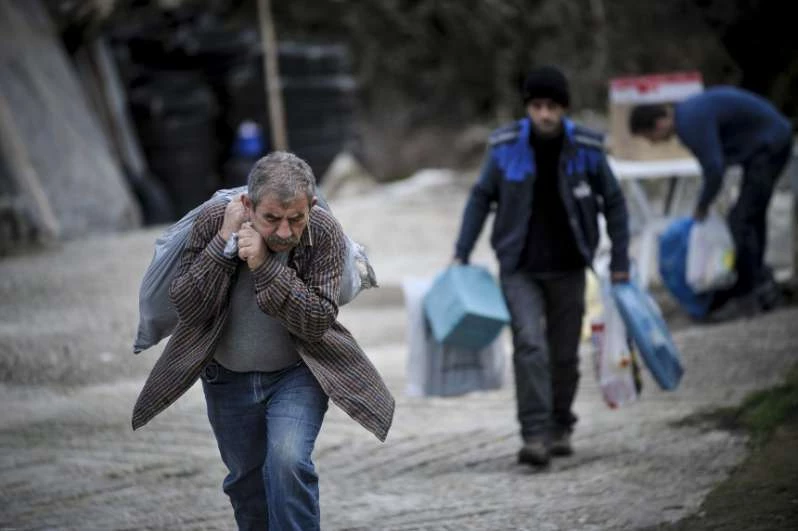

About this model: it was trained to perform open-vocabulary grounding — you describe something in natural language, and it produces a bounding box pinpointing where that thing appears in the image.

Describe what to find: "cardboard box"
[608,72,704,161]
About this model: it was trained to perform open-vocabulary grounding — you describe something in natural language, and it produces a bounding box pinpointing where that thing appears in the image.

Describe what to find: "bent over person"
[453,66,630,467]
[132,152,395,530]
[629,86,793,316]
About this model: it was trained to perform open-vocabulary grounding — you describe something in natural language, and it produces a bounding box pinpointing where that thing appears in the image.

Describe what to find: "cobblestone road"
[1,177,795,530]
[2,296,795,529]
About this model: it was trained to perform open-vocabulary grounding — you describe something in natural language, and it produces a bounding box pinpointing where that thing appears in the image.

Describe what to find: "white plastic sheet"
[686,214,736,293]
[402,276,505,397]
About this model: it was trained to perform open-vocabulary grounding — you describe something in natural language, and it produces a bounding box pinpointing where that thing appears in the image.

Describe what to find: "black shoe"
[518,436,550,467]
[755,279,783,311]
[549,431,574,457]
[707,295,759,323]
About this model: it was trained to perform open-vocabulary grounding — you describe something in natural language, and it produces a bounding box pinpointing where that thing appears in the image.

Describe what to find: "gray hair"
[247,151,316,206]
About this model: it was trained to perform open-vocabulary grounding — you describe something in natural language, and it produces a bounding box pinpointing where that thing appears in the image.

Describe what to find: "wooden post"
[257,0,289,151]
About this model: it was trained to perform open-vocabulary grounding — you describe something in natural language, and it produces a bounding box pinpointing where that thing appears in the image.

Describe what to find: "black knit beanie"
[521,66,570,107]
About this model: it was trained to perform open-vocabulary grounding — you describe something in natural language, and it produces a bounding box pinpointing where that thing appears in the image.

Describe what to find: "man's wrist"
[222,232,239,259]
[206,234,239,268]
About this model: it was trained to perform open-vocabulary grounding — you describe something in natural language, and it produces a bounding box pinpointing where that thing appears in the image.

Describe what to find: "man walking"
[132,152,394,530]
[629,86,793,315]
[453,66,631,467]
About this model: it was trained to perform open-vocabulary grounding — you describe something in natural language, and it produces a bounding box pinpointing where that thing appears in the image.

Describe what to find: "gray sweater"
[213,253,301,372]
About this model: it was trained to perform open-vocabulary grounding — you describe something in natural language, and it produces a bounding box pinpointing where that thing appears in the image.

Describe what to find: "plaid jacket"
[132,202,395,441]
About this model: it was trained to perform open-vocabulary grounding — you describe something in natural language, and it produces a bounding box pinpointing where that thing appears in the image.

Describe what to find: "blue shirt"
[674,86,792,210]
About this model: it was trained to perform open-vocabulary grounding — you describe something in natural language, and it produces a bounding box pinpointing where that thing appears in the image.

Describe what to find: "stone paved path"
[1,175,795,530]
[2,297,795,529]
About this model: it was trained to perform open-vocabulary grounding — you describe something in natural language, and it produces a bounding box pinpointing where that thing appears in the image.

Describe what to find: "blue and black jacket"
[454,117,630,275]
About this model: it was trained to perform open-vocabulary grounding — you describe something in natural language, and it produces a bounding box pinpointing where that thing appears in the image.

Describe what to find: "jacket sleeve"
[454,149,500,262]
[676,109,725,212]
[169,204,238,327]
[692,130,726,212]
[249,215,344,343]
[597,156,631,274]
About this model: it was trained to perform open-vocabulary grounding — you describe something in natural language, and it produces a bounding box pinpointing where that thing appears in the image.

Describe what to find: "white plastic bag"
[590,316,640,409]
[402,276,505,397]
[132,187,376,353]
[600,284,632,370]
[133,187,240,353]
[340,236,378,306]
[591,255,640,408]
[686,214,736,293]
[596,256,632,368]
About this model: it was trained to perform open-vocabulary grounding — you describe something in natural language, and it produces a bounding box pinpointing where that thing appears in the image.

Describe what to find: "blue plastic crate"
[423,265,510,350]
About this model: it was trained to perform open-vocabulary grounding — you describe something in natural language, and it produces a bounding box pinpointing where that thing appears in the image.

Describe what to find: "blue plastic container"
[232,120,265,159]
[423,265,510,350]
[612,282,684,391]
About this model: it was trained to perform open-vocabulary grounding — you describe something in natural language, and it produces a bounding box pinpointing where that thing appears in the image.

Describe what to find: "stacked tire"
[112,14,359,217]
[222,41,360,181]
[128,71,219,217]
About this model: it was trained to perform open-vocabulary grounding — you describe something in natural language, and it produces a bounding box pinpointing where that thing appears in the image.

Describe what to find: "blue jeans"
[201,360,328,531]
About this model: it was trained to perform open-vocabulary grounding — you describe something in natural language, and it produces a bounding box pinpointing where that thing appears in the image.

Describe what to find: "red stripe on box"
[610,71,703,92]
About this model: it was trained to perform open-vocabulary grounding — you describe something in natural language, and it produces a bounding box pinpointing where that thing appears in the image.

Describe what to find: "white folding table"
[607,156,703,288]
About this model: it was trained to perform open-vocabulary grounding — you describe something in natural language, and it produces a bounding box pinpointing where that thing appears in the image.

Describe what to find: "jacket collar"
[520,116,575,145]
[494,117,574,181]
[298,206,320,248]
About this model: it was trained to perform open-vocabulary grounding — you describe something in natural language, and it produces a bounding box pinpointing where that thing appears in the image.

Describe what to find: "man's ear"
[242,193,253,211]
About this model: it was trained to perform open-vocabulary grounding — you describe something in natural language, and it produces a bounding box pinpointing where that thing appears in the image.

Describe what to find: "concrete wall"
[0,0,141,243]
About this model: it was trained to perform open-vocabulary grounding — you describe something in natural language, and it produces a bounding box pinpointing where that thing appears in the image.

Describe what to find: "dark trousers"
[716,141,792,306]
[500,269,586,439]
